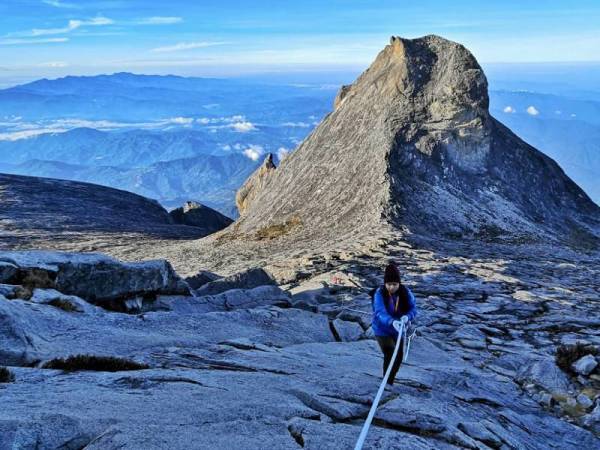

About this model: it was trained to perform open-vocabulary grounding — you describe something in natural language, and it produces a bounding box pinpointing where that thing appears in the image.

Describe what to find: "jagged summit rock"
[235,153,276,216]
[230,35,599,249]
[169,201,233,233]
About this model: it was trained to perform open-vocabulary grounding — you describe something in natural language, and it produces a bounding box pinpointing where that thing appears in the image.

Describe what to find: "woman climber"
[371,262,417,386]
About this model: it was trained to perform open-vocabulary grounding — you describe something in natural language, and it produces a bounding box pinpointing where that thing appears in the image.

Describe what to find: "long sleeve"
[405,287,417,321]
[373,287,394,327]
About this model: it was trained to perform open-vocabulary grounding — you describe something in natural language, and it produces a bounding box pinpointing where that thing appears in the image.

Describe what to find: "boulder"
[577,393,594,409]
[184,270,221,290]
[28,288,96,314]
[582,403,600,434]
[515,358,573,394]
[0,261,18,283]
[0,250,190,306]
[572,354,598,376]
[331,319,363,342]
[216,286,291,311]
[194,267,276,296]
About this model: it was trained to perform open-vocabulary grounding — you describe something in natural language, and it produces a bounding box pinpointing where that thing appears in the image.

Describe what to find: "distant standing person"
[371,262,417,386]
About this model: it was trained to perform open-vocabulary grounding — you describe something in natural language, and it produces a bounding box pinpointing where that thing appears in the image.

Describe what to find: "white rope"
[404,328,416,363]
[354,321,405,450]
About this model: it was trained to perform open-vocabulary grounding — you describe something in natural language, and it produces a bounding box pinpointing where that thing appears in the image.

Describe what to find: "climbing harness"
[354,320,405,450]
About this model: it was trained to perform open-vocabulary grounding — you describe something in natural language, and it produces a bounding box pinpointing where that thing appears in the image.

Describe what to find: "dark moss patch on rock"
[0,366,15,383]
[556,343,598,374]
[42,354,149,372]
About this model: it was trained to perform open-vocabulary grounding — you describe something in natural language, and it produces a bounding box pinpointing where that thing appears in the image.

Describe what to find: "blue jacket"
[371,285,417,337]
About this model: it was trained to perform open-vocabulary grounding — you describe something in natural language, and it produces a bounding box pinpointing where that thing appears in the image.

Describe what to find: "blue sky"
[1,0,600,85]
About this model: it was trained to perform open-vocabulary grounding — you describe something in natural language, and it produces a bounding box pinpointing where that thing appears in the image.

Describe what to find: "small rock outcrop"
[194,267,277,297]
[235,154,276,216]
[169,201,233,233]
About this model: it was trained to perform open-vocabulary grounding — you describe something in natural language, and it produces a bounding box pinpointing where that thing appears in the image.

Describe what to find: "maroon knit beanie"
[384,263,401,283]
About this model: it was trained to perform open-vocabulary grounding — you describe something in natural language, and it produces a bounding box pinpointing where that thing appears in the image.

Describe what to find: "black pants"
[375,334,405,385]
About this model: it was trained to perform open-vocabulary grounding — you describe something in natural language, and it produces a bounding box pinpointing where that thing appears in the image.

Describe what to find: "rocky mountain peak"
[335,34,491,173]
[228,35,599,249]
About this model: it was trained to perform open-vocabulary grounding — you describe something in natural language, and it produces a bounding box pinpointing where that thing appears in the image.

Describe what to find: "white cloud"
[151,41,228,53]
[0,37,68,45]
[231,121,256,132]
[526,106,539,116]
[196,116,253,129]
[135,17,183,25]
[277,147,290,161]
[243,145,264,161]
[30,16,113,36]
[503,106,515,113]
[0,116,201,140]
[37,61,69,67]
[166,117,193,125]
[0,128,68,141]
[42,0,77,8]
[555,110,562,115]
[282,121,310,127]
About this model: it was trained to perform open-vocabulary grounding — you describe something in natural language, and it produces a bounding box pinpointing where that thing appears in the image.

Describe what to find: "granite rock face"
[229,35,599,249]
[1,242,599,448]
[0,173,212,256]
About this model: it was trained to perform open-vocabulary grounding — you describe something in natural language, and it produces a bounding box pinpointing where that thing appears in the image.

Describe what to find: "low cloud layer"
[242,144,264,161]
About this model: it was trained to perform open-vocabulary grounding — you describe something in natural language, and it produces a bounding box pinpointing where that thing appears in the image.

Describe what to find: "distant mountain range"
[0,71,334,122]
[0,72,337,216]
